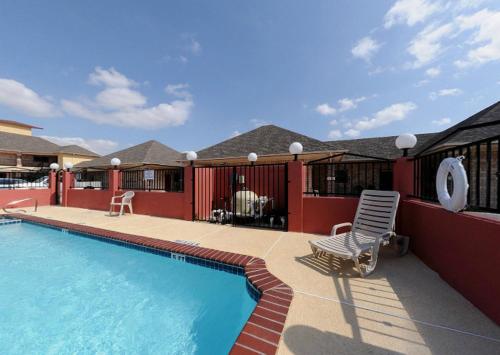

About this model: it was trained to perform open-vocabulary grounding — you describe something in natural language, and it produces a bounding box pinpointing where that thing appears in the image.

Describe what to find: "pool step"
[0,218,22,225]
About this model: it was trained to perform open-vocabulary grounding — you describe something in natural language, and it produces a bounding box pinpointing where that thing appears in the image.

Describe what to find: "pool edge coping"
[6,213,293,355]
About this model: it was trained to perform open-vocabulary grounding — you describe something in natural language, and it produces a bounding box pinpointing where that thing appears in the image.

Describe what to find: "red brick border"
[7,214,293,354]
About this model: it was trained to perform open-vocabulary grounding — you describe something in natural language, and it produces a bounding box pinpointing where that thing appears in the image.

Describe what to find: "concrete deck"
[15,207,500,354]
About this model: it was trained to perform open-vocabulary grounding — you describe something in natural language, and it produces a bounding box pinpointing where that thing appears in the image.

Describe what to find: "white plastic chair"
[309,190,400,277]
[109,191,135,216]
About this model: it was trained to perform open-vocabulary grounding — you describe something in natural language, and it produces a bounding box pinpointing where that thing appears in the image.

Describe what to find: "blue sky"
[0,0,499,154]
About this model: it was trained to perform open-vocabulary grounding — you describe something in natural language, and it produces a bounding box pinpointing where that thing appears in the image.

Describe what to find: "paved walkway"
[17,207,500,354]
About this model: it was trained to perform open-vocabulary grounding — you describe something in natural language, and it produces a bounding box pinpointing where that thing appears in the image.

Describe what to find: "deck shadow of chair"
[283,325,405,355]
[295,253,369,278]
[109,191,135,216]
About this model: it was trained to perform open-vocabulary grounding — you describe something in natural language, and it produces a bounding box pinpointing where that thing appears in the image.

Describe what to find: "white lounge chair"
[109,191,135,216]
[309,190,400,277]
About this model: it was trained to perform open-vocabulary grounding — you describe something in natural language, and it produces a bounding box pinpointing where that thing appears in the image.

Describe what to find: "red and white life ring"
[436,157,468,212]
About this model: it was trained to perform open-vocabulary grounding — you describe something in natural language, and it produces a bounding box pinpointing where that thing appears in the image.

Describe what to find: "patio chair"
[109,191,135,216]
[309,190,400,277]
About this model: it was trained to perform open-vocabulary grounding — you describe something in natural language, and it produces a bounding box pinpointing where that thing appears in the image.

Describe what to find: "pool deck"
[11,206,500,354]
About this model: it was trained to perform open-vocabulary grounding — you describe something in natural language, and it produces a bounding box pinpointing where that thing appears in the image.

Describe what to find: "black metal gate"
[193,164,288,230]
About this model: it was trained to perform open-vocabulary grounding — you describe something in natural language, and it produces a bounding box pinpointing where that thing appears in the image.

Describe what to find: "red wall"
[66,188,185,219]
[123,190,185,219]
[67,189,114,211]
[302,196,359,235]
[0,189,52,209]
[400,199,500,324]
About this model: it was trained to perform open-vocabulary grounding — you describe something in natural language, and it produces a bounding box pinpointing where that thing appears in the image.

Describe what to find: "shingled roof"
[0,131,62,154]
[325,133,437,160]
[416,100,500,155]
[197,125,332,159]
[76,140,183,168]
[57,145,99,157]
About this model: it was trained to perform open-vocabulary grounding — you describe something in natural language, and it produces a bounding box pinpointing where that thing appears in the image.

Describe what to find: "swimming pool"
[0,220,258,354]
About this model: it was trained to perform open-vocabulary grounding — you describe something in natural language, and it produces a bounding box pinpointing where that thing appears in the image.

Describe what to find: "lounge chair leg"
[128,204,133,215]
[354,258,365,277]
[311,245,319,258]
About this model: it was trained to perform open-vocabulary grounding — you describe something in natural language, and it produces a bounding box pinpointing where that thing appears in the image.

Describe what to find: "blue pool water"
[0,221,257,354]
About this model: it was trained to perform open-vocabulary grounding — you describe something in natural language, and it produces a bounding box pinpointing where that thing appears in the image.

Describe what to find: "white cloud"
[0,78,58,117]
[384,0,441,28]
[88,67,136,88]
[62,67,193,129]
[432,117,452,125]
[429,88,463,100]
[40,135,119,155]
[189,39,202,55]
[165,83,191,99]
[425,67,441,77]
[250,118,269,127]
[181,33,202,55]
[96,88,147,110]
[62,99,192,129]
[454,9,500,68]
[353,102,417,131]
[344,129,361,138]
[408,22,454,68]
[415,79,430,87]
[329,119,338,126]
[328,130,342,140]
[315,103,336,116]
[230,130,241,138]
[352,37,381,62]
[316,97,366,117]
[338,97,366,112]
[453,0,487,11]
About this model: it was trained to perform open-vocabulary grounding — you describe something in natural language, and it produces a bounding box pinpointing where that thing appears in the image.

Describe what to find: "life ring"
[436,157,469,212]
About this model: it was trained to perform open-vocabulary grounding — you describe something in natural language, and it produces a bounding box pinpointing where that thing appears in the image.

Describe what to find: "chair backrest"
[122,191,135,203]
[352,190,400,237]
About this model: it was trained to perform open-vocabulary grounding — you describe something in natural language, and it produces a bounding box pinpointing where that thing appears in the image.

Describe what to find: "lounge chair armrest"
[331,222,352,236]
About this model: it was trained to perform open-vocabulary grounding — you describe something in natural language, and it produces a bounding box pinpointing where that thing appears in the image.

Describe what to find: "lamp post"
[110,157,121,169]
[49,163,59,172]
[186,151,197,166]
[247,152,258,165]
[63,162,74,172]
[289,142,303,161]
[395,133,417,157]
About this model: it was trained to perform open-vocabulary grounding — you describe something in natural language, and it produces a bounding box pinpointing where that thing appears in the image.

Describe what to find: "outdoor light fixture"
[289,142,303,161]
[49,163,59,171]
[247,152,258,165]
[110,157,121,169]
[186,151,198,166]
[63,162,74,172]
[395,133,417,157]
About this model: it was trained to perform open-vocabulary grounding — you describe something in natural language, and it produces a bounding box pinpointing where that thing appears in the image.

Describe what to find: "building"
[0,119,99,172]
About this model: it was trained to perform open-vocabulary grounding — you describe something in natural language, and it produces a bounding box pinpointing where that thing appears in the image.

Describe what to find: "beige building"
[0,119,99,171]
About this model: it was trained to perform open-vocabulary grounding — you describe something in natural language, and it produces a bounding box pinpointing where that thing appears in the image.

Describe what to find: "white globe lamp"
[186,151,197,166]
[289,142,303,161]
[63,162,74,171]
[247,152,258,165]
[49,162,59,171]
[395,133,417,157]
[110,157,121,169]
